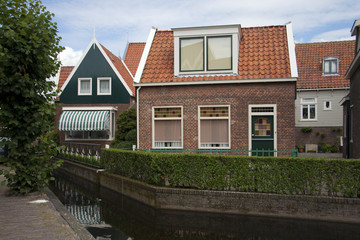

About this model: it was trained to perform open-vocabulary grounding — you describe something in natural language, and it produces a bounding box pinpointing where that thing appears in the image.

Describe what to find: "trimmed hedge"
[101,149,360,198]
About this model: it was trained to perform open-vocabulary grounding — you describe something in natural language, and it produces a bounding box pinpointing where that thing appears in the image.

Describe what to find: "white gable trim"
[97,43,134,97]
[134,27,157,83]
[59,38,134,97]
[122,59,134,78]
[59,39,96,94]
[286,22,298,78]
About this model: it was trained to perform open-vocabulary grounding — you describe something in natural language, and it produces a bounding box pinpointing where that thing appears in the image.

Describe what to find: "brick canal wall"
[55,159,360,223]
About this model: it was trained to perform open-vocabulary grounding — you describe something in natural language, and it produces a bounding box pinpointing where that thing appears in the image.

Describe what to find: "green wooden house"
[56,38,144,146]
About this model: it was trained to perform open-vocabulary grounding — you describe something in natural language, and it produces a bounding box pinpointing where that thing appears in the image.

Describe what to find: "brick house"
[134,24,298,154]
[343,19,360,158]
[295,41,355,152]
[56,38,144,147]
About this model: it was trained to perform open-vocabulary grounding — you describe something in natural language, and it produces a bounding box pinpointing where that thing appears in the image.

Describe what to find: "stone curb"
[43,188,95,240]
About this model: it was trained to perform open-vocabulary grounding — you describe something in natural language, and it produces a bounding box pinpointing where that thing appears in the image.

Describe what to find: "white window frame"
[323,57,339,76]
[324,100,332,111]
[173,25,240,76]
[301,98,317,121]
[248,104,277,156]
[97,77,111,95]
[78,78,92,96]
[198,105,231,149]
[152,106,183,149]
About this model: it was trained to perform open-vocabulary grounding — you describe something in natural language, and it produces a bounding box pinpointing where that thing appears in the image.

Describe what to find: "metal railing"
[58,142,102,168]
[143,149,299,157]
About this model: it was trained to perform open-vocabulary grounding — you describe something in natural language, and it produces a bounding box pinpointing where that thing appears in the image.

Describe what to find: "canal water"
[50,171,360,240]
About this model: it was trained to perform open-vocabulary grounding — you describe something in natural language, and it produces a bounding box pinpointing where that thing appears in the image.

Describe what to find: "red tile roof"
[57,66,74,90]
[101,44,135,95]
[295,41,355,89]
[124,42,146,76]
[140,25,292,83]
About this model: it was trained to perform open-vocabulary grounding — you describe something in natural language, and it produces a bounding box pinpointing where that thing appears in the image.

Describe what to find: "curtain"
[200,119,228,144]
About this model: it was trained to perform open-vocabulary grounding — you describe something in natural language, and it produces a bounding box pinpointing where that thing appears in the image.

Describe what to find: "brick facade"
[138,82,295,151]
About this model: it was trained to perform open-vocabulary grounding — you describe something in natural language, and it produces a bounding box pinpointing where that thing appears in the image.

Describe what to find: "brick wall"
[138,82,295,150]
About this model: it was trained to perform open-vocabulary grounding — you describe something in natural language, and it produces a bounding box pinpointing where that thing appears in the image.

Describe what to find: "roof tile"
[295,41,355,89]
[124,42,146,76]
[57,66,74,90]
[140,25,291,83]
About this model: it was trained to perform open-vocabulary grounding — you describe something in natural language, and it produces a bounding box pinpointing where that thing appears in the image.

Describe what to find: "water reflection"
[50,170,360,240]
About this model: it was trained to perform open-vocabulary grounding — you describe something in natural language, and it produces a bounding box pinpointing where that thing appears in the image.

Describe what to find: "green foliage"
[112,108,136,148]
[301,127,312,133]
[0,0,64,193]
[101,149,360,198]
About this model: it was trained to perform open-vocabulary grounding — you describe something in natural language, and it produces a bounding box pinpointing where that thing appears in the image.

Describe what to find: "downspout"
[136,86,141,149]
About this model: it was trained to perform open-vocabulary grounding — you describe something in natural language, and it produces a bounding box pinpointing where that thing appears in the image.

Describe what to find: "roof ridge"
[296,40,355,45]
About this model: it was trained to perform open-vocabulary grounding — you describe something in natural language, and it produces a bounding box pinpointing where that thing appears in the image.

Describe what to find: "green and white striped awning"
[59,111,110,131]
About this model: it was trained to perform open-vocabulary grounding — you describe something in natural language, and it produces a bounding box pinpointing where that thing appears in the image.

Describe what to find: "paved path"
[0,165,94,240]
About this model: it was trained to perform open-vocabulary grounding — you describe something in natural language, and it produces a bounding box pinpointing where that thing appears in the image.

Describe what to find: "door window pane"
[254,118,271,136]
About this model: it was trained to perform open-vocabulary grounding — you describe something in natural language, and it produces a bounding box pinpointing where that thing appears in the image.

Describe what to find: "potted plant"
[298,145,304,153]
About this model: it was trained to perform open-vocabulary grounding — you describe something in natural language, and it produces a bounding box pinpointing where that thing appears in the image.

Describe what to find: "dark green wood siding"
[60,44,131,104]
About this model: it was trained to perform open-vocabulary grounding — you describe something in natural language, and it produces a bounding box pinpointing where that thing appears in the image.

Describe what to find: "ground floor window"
[199,106,230,149]
[153,106,182,148]
[301,98,317,120]
[66,130,109,140]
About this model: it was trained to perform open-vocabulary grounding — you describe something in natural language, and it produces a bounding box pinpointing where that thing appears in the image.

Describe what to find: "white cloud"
[59,46,83,66]
[310,28,355,42]
[43,0,360,54]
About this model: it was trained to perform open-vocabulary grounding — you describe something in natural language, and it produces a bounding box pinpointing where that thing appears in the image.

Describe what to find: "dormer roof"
[136,24,296,85]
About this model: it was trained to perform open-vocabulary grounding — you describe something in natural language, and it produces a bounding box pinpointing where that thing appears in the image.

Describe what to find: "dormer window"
[180,36,232,72]
[173,25,241,76]
[323,57,339,75]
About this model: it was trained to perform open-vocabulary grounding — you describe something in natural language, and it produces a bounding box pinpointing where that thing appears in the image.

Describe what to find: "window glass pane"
[80,80,90,93]
[302,105,308,119]
[302,98,315,103]
[100,80,110,93]
[207,36,232,70]
[67,131,108,139]
[331,60,337,73]
[154,107,181,118]
[310,105,316,119]
[180,38,204,71]
[154,120,181,147]
[324,61,330,73]
[200,119,229,145]
[200,106,229,117]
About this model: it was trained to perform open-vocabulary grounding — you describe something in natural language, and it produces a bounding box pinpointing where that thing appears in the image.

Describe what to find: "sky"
[42,0,359,67]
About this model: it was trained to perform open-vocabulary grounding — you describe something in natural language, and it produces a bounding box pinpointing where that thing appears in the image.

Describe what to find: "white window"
[199,106,230,149]
[153,107,183,149]
[323,57,338,75]
[180,36,232,72]
[301,98,317,120]
[324,100,332,110]
[78,78,92,96]
[97,77,111,95]
[173,25,240,76]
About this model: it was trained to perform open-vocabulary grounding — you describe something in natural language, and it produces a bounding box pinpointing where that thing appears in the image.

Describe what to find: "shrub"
[301,127,312,133]
[101,149,360,198]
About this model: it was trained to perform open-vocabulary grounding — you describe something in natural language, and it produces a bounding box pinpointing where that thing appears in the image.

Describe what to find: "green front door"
[251,116,274,156]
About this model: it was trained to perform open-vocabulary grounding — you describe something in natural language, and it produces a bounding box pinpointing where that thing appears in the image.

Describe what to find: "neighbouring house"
[343,19,360,159]
[134,23,298,155]
[55,38,145,147]
[295,40,355,153]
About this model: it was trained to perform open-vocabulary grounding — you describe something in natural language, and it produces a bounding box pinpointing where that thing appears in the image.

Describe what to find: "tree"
[0,0,64,194]
[111,108,137,149]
